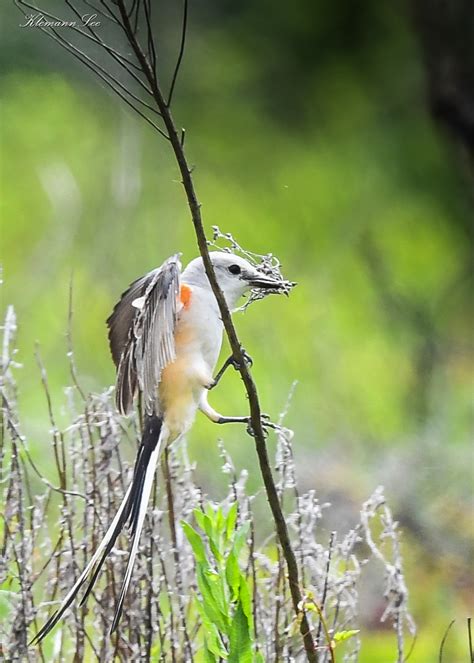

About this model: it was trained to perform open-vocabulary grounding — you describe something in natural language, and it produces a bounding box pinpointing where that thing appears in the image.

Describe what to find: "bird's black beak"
[245,270,296,293]
[248,275,285,289]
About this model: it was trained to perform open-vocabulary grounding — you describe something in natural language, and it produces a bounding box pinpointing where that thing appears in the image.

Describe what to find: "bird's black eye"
[228,264,241,275]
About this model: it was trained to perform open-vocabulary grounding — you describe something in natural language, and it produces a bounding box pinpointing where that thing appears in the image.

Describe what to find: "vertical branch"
[113,4,317,657]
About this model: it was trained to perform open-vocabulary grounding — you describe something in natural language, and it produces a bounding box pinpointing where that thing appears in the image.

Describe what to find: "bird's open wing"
[106,254,181,415]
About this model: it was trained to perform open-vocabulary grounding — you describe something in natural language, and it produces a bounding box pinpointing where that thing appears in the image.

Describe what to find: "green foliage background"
[1,1,472,660]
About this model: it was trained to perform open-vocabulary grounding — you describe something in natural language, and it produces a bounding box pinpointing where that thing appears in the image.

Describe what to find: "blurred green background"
[1,0,473,660]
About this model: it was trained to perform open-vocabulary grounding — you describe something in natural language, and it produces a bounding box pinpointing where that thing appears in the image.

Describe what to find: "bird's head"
[182,251,294,309]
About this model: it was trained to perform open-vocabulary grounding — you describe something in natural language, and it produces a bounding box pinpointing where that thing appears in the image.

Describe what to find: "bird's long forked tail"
[31,415,164,645]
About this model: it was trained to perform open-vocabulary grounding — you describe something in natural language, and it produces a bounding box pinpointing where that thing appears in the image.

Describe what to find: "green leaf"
[234,522,250,557]
[225,502,238,541]
[207,525,223,563]
[216,505,225,532]
[333,629,360,643]
[150,641,161,660]
[202,512,216,540]
[194,508,207,532]
[202,642,218,663]
[228,600,253,663]
[196,565,230,633]
[181,521,208,565]
[225,550,241,602]
[195,599,228,659]
[239,574,253,630]
[204,626,228,660]
[204,567,229,618]
[193,509,223,563]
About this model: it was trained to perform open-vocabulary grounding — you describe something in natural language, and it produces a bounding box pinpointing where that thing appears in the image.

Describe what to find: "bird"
[32,250,291,643]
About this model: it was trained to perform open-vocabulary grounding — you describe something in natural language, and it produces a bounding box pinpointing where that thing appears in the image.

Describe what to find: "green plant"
[182,504,263,663]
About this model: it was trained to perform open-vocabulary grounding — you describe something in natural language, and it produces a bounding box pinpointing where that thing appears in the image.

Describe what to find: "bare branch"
[143,0,157,83]
[83,0,119,24]
[16,0,147,81]
[167,0,188,108]
[12,14,169,139]
[438,619,456,663]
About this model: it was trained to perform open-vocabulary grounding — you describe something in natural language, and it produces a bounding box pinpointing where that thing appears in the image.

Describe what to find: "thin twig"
[468,617,473,663]
[83,0,119,23]
[167,0,188,107]
[438,619,456,663]
[316,531,335,647]
[67,275,86,401]
[306,598,335,663]
[143,0,157,83]
[17,21,169,140]
[16,0,147,82]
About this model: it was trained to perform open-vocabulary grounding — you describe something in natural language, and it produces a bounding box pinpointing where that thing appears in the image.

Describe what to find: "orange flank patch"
[180,283,192,309]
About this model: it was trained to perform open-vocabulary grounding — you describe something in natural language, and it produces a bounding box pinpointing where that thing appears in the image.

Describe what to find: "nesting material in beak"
[242,262,296,310]
[248,273,296,294]
[208,225,296,310]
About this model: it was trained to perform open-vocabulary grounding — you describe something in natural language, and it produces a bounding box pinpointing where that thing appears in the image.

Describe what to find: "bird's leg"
[219,413,279,439]
[208,356,234,390]
[198,393,277,437]
[199,392,249,424]
[208,349,253,390]
[218,416,251,425]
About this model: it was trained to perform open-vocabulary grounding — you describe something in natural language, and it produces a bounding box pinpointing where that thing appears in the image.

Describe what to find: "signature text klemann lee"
[20,13,100,28]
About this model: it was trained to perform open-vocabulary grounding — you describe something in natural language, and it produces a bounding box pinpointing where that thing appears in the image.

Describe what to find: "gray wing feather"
[107,272,156,367]
[115,342,137,415]
[107,255,181,415]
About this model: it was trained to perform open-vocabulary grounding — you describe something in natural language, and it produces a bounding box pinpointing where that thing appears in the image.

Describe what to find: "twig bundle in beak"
[208,225,296,310]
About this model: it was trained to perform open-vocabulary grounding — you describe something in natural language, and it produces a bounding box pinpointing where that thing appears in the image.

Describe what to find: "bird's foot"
[231,348,253,371]
[246,413,275,438]
[246,414,293,440]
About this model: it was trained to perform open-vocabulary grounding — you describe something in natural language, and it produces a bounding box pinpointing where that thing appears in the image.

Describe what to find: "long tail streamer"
[31,415,163,644]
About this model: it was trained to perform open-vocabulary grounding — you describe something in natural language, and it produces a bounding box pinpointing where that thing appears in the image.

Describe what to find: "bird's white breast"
[158,283,223,440]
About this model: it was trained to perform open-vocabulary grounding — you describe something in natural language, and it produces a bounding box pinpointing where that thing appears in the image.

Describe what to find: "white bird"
[32,251,291,642]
